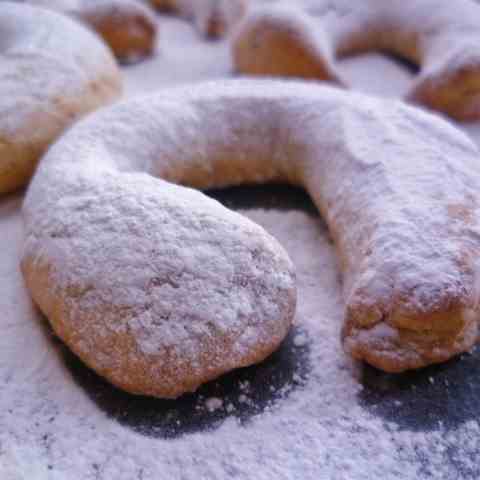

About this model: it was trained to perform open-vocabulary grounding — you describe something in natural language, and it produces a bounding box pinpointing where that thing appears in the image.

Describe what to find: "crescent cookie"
[150,0,248,38]
[0,3,122,195]
[22,79,480,398]
[15,0,157,63]
[233,0,480,120]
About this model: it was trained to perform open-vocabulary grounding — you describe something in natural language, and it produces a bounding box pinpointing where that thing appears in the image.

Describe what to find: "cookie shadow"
[206,183,318,214]
[61,325,310,439]
[358,347,480,432]
[0,189,25,218]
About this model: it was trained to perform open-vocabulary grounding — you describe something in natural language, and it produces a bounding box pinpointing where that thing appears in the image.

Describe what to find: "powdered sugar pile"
[2,6,480,480]
[3,206,480,478]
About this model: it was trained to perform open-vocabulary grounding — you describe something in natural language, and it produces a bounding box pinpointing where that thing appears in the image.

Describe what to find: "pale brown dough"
[151,0,249,38]
[233,0,480,121]
[0,3,122,195]
[16,0,158,62]
[22,80,480,398]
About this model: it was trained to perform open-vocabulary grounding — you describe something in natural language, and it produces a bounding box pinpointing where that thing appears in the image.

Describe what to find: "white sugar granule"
[205,397,224,413]
[293,332,308,347]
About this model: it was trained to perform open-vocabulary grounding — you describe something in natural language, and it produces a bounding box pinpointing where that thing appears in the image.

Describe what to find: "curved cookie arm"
[0,3,121,194]
[301,99,480,371]
[22,80,480,399]
[329,0,480,121]
[405,37,480,121]
[233,0,480,121]
[14,0,158,63]
[232,4,343,84]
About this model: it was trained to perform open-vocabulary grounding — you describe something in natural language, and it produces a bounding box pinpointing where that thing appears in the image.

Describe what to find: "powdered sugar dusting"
[22,166,296,397]
[2,6,480,478]
[3,207,480,478]
[23,79,480,374]
[0,3,119,136]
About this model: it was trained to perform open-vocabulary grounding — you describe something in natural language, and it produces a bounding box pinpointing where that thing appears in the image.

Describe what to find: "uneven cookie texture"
[22,80,480,398]
[22,179,296,398]
[13,0,157,62]
[0,3,121,194]
[233,0,480,120]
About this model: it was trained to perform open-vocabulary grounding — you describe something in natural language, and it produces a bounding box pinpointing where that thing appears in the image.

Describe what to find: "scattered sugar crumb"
[205,397,224,412]
[238,394,249,404]
[239,380,250,392]
[293,332,308,347]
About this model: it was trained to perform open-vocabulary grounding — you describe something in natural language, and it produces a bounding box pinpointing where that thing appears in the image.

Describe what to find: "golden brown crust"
[21,251,296,398]
[343,307,478,372]
[407,68,480,122]
[233,11,343,83]
[79,6,157,63]
[149,0,176,12]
